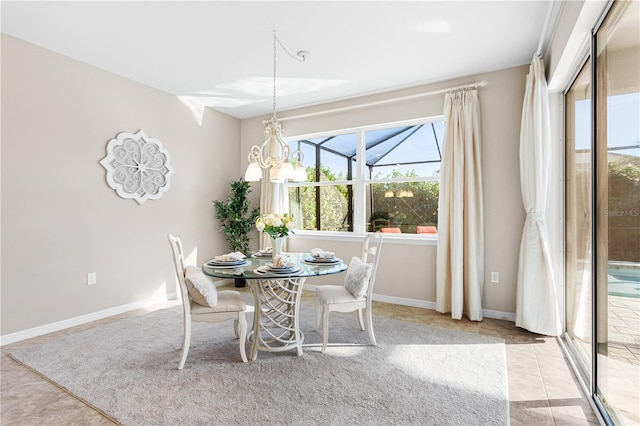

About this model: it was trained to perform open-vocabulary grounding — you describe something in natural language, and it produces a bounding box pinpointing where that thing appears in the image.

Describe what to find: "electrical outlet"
[491,272,499,283]
[87,272,97,285]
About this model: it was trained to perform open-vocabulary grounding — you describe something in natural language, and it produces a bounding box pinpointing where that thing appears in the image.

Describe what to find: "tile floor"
[568,295,640,425]
[1,287,602,425]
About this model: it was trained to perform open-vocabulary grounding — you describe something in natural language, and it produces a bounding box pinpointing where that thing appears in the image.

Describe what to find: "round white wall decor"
[100,130,175,205]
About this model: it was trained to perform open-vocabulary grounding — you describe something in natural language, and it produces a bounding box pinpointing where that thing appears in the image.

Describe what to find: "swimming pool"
[608,263,640,299]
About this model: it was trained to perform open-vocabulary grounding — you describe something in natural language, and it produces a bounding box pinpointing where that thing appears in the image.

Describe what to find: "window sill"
[289,231,438,246]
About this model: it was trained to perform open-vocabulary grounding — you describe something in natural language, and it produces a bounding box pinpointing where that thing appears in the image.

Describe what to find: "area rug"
[10,303,509,425]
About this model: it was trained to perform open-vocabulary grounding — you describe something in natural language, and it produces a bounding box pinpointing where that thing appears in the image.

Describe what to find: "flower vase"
[271,237,285,257]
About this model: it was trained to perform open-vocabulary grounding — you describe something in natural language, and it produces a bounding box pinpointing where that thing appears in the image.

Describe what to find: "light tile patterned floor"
[1,288,602,425]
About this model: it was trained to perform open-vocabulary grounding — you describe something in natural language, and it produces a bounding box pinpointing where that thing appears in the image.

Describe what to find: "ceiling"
[1,1,558,119]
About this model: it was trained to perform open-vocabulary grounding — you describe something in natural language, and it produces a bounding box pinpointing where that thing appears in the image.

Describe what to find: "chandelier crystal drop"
[244,30,308,183]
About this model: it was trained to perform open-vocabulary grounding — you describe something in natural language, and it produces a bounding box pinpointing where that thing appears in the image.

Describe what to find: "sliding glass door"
[595,1,639,423]
[565,1,639,424]
[565,57,593,382]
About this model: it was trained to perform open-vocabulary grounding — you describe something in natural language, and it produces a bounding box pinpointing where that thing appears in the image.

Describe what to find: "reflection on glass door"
[565,58,593,381]
[566,1,639,424]
[595,1,640,424]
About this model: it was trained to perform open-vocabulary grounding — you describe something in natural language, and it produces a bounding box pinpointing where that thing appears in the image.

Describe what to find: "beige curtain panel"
[515,56,561,336]
[436,88,485,321]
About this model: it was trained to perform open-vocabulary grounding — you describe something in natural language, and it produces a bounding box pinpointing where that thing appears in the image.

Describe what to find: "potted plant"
[213,178,260,287]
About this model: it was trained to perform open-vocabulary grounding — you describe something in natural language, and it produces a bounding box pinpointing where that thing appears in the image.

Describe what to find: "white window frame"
[285,116,444,242]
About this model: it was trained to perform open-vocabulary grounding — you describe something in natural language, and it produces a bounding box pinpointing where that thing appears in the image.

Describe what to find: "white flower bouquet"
[255,212,295,238]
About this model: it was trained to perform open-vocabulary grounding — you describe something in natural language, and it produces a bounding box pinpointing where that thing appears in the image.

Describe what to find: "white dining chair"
[314,233,383,353]
[168,234,248,368]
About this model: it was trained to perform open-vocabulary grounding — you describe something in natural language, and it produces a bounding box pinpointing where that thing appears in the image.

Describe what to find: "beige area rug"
[10,303,509,425]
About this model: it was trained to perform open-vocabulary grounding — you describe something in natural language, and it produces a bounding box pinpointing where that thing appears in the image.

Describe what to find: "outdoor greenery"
[370,170,440,233]
[607,155,640,262]
[213,178,260,255]
[289,166,440,233]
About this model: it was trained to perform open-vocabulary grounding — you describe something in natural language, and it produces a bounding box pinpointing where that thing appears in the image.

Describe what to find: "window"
[286,118,444,236]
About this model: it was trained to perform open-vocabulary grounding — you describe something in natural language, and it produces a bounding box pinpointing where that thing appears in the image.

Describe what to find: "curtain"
[436,88,484,321]
[515,56,561,336]
[258,179,289,250]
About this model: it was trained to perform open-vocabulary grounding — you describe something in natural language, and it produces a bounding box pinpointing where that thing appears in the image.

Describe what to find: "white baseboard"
[2,286,516,347]
[0,292,178,347]
[304,285,516,322]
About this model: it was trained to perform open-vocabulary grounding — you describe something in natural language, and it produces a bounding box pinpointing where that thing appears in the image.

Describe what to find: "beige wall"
[1,35,242,335]
[241,65,529,316]
[1,35,534,337]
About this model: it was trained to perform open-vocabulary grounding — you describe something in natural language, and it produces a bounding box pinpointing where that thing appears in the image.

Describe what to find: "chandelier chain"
[272,30,306,118]
[272,31,277,117]
[274,31,306,63]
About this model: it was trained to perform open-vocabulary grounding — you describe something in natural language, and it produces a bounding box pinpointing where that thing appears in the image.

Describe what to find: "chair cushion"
[316,285,362,304]
[344,256,372,299]
[190,290,246,314]
[184,265,218,307]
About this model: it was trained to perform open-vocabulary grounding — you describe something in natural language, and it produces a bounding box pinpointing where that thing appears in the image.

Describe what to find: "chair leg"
[178,316,192,370]
[314,296,321,331]
[237,312,248,363]
[357,308,365,330]
[321,306,330,353]
[366,308,377,347]
[233,319,239,339]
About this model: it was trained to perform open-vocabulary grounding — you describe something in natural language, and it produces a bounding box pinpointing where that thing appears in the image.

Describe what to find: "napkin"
[273,254,295,268]
[214,252,246,262]
[310,248,335,259]
[257,247,272,255]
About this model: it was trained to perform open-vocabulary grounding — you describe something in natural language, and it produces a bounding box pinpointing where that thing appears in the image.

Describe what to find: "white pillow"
[184,265,218,307]
[344,256,373,299]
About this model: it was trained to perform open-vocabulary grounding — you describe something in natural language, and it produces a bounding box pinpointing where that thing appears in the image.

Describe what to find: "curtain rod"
[278,80,487,122]
[535,0,555,58]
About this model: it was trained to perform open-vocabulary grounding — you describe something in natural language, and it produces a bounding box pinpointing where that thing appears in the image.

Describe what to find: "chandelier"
[384,189,414,198]
[244,31,309,183]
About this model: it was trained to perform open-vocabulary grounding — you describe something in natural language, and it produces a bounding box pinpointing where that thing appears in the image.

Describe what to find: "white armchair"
[314,233,383,353]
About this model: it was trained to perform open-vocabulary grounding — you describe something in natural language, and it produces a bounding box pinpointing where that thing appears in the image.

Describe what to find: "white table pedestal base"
[246,276,306,360]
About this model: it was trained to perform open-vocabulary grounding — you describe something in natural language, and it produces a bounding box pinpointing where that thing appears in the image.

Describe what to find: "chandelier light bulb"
[244,160,262,182]
[293,163,307,181]
[279,160,295,180]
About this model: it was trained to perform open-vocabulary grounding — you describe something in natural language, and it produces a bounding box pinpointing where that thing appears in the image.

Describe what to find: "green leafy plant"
[213,178,260,255]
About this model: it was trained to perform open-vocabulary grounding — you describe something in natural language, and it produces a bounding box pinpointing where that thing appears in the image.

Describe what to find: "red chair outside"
[417,226,437,234]
[380,227,402,233]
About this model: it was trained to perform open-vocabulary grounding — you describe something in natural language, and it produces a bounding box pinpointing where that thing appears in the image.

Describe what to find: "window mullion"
[353,129,366,234]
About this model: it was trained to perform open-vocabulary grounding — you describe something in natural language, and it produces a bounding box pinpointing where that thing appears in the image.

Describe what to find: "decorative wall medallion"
[100,130,174,205]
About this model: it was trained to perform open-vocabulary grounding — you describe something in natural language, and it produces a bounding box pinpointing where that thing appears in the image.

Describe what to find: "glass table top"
[201,252,347,280]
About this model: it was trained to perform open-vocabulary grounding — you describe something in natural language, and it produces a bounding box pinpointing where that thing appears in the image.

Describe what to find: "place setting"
[302,248,342,265]
[255,254,300,275]
[251,247,273,258]
[203,251,251,269]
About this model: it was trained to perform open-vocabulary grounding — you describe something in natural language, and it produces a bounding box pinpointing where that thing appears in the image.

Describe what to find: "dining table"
[202,252,347,360]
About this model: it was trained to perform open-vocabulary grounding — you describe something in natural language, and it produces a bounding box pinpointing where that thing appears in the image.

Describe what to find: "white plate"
[267,263,296,269]
[204,260,251,269]
[256,266,301,275]
[269,269,300,274]
[251,253,272,258]
[303,257,341,264]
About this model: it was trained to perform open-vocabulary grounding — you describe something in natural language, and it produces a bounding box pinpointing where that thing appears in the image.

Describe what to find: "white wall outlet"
[491,272,499,283]
[87,272,97,285]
